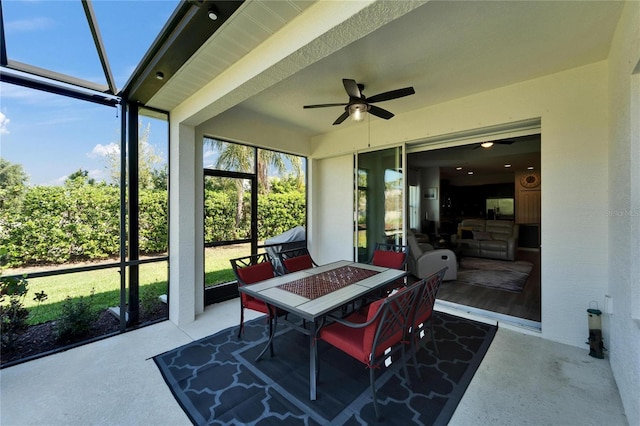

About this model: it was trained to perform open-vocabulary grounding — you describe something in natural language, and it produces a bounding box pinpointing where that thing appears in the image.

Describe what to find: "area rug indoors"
[455,257,534,293]
[154,312,497,425]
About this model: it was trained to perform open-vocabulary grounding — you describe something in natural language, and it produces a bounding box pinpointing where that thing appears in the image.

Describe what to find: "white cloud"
[87,169,105,181]
[0,112,9,135]
[89,143,119,158]
[5,17,55,32]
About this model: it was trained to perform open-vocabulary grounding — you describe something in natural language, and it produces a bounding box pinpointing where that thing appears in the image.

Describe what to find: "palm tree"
[204,138,303,229]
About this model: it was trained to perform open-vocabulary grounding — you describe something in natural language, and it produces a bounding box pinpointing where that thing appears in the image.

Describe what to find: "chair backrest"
[405,232,423,261]
[230,253,275,286]
[371,243,409,269]
[364,281,422,362]
[411,267,447,328]
[278,247,316,273]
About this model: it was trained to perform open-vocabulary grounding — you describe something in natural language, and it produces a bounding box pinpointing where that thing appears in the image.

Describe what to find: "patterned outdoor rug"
[154,312,497,425]
[455,257,534,293]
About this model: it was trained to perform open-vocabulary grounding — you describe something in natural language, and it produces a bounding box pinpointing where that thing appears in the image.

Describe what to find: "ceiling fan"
[303,78,415,125]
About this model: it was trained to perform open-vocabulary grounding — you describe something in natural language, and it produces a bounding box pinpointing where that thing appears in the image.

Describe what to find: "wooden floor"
[434,248,541,322]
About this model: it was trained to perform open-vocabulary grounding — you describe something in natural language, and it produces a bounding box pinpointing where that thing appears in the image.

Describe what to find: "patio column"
[169,123,204,325]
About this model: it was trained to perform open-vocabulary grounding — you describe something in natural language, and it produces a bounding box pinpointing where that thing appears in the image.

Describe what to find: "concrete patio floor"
[0,299,628,425]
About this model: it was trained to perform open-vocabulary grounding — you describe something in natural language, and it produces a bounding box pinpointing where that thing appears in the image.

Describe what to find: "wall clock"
[520,172,541,188]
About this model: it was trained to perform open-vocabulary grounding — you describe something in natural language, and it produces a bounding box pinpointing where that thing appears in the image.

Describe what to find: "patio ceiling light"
[208,7,218,21]
[348,102,369,122]
[480,141,494,148]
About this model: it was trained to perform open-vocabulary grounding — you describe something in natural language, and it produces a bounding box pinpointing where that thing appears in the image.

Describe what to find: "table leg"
[310,320,317,401]
[254,315,275,362]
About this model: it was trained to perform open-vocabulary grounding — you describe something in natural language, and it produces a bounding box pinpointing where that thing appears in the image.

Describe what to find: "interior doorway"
[406,129,541,326]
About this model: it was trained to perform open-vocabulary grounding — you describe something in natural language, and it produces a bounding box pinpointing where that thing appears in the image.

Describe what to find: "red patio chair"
[316,280,422,420]
[370,242,409,296]
[278,247,318,273]
[230,253,285,356]
[371,242,409,269]
[408,267,447,379]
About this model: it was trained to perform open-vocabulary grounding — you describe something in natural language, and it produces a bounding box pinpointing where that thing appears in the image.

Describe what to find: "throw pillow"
[460,227,474,239]
[473,231,493,240]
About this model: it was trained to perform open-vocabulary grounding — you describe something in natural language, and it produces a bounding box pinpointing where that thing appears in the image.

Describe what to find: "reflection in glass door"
[355,147,403,262]
[203,172,257,298]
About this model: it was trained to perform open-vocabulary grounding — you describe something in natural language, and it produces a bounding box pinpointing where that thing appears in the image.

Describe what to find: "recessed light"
[527,166,535,170]
[456,167,463,171]
[208,8,218,21]
[155,72,164,80]
[504,164,511,168]
[467,171,474,175]
[480,142,494,148]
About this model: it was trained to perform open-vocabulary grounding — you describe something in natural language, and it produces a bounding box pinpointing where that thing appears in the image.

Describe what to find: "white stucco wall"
[607,1,640,424]
[311,61,609,351]
[168,123,200,325]
[309,155,354,265]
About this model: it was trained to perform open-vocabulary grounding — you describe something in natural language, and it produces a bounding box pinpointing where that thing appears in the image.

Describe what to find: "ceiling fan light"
[348,103,369,122]
[481,142,494,148]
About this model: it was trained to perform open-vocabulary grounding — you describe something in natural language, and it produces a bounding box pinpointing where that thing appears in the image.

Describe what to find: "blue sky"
[0,1,178,185]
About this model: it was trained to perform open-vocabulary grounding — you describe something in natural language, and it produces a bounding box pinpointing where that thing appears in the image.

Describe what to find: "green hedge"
[0,185,305,267]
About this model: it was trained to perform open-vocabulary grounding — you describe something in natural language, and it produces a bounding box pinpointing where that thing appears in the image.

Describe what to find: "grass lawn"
[5,244,254,325]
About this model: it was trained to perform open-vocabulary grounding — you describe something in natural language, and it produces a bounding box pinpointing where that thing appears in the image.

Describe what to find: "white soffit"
[148,0,316,111]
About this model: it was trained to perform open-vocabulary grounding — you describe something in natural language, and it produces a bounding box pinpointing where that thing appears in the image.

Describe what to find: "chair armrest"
[415,249,456,278]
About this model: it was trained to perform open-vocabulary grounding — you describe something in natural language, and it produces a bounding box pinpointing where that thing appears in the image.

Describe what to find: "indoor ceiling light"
[155,72,164,80]
[504,164,511,168]
[467,171,474,175]
[456,167,463,170]
[480,141,494,148]
[208,8,218,21]
[348,103,369,122]
[527,166,535,170]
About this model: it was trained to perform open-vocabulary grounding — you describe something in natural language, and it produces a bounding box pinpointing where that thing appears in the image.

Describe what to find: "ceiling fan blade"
[303,103,348,109]
[369,105,394,120]
[333,110,350,125]
[342,79,362,99]
[367,87,415,103]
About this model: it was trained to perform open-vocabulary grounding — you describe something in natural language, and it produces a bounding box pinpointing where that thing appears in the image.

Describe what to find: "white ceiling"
[147,0,623,138]
[144,0,623,180]
[237,0,623,136]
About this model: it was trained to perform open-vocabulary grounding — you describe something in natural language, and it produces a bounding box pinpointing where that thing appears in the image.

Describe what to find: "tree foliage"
[0,181,304,267]
[103,122,165,189]
[0,159,29,210]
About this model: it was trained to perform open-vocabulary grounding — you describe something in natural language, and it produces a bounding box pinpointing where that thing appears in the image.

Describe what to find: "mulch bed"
[1,304,168,366]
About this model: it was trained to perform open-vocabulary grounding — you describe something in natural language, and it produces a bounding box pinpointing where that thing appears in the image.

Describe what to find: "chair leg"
[428,321,439,356]
[370,367,382,420]
[409,335,422,382]
[238,305,245,338]
[400,344,412,389]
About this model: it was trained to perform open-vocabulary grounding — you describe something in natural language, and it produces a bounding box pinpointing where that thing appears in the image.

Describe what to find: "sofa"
[406,231,457,281]
[454,219,519,261]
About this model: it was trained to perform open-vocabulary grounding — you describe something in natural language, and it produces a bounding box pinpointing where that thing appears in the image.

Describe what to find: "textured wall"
[607,1,640,424]
[313,61,609,350]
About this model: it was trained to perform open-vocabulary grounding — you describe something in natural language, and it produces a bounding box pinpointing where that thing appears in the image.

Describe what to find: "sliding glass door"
[355,147,404,262]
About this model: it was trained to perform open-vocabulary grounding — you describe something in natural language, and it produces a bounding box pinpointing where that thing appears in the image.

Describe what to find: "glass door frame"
[203,168,258,305]
[354,145,406,263]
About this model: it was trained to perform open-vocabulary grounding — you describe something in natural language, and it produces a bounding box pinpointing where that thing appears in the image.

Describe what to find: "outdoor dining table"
[237,259,407,401]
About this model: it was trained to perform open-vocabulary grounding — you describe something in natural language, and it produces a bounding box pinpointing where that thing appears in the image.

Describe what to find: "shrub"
[0,248,34,349]
[56,291,98,342]
[140,286,163,318]
[0,296,29,349]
